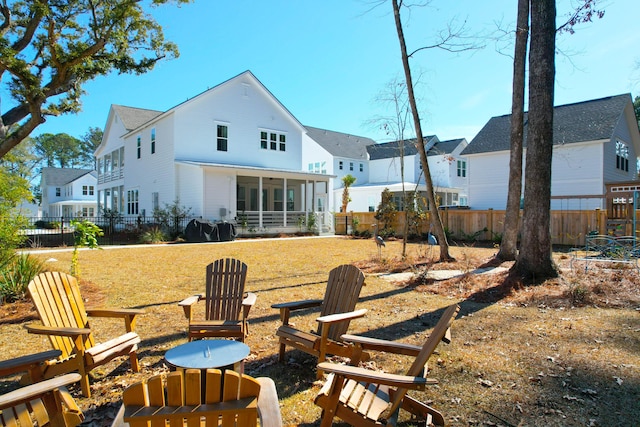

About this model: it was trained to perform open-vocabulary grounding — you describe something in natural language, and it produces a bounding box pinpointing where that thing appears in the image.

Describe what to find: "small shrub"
[0,254,44,302]
[140,227,167,244]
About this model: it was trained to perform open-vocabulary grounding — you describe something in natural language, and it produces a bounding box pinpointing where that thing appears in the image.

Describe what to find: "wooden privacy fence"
[335,209,638,247]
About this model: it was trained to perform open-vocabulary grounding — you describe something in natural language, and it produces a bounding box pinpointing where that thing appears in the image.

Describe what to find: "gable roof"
[366,135,440,160]
[121,70,306,136]
[462,94,632,155]
[428,138,466,155]
[111,105,163,131]
[41,167,96,186]
[305,126,376,160]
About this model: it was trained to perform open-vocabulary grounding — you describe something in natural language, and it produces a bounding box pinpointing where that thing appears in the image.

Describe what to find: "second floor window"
[217,125,228,151]
[359,163,363,172]
[457,160,467,177]
[82,185,94,196]
[349,162,354,171]
[260,130,287,152]
[339,161,343,170]
[151,128,156,154]
[616,140,629,172]
[55,187,61,197]
[137,136,141,159]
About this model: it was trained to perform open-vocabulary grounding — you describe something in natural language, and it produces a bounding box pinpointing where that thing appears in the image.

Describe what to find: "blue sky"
[34,0,640,144]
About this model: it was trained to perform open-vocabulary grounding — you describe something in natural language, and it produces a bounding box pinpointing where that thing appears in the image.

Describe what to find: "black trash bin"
[216,221,236,242]
[184,219,220,242]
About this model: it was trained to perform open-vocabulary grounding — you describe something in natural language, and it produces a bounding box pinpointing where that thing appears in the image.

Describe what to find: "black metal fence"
[20,215,197,248]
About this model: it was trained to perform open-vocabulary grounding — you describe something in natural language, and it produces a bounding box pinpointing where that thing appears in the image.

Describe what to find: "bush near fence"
[336,209,636,247]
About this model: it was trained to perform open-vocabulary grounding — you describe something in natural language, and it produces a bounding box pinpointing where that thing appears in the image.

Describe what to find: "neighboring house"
[343,136,469,212]
[40,167,98,217]
[95,71,334,234]
[462,93,640,210]
[303,126,375,212]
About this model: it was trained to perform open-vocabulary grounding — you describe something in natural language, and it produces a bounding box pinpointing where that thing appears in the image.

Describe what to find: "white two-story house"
[461,93,640,210]
[40,167,98,218]
[95,71,334,233]
[339,136,469,212]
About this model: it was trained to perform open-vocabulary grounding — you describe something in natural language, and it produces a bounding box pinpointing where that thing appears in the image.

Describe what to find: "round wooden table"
[165,340,250,372]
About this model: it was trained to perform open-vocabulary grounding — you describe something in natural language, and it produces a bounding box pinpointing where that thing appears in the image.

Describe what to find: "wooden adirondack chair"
[113,369,282,427]
[272,264,367,378]
[179,258,256,342]
[26,271,145,398]
[0,351,84,427]
[314,304,460,427]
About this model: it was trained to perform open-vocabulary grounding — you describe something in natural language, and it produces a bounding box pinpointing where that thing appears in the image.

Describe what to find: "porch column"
[283,178,288,227]
[258,177,263,228]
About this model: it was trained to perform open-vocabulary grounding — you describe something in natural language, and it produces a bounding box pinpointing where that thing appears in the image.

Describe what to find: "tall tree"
[0,0,190,158]
[32,133,82,168]
[512,0,558,281]
[80,127,103,169]
[497,0,604,262]
[497,0,529,261]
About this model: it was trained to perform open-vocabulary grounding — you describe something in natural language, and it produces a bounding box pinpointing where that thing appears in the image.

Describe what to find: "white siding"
[124,115,176,215]
[202,169,235,221]
[176,163,204,217]
[468,141,607,210]
[172,76,303,171]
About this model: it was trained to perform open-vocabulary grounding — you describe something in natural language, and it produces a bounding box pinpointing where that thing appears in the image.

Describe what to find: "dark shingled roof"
[429,138,465,155]
[305,126,375,159]
[41,167,96,186]
[462,94,632,155]
[112,105,163,131]
[367,135,448,160]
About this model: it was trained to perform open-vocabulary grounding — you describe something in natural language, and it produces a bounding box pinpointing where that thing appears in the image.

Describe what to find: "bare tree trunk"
[391,0,453,261]
[497,0,529,261]
[512,0,559,281]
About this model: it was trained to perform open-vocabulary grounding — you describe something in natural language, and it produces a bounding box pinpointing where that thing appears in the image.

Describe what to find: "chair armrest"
[0,373,81,409]
[86,308,145,318]
[0,350,62,377]
[256,377,282,427]
[243,292,257,307]
[178,294,202,307]
[317,362,437,390]
[340,334,423,357]
[317,309,367,325]
[271,299,323,310]
[86,308,144,333]
[178,294,203,321]
[26,324,92,338]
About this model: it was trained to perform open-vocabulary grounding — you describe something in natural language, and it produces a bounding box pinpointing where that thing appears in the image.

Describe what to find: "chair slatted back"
[386,304,460,419]
[205,258,248,322]
[317,265,366,340]
[27,272,95,359]
[123,369,260,427]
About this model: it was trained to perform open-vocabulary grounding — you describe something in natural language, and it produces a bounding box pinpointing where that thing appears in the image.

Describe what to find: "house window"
[217,125,228,152]
[274,188,283,211]
[260,132,268,149]
[237,186,246,211]
[55,187,61,197]
[279,134,286,151]
[616,140,629,172]
[270,133,277,150]
[120,147,125,168]
[339,161,343,170]
[136,136,141,159]
[315,162,320,173]
[287,189,295,211]
[457,160,467,177]
[151,128,156,154]
[82,207,94,217]
[152,192,159,211]
[127,189,139,215]
[350,162,354,171]
[82,185,92,196]
[359,163,363,172]
[308,163,314,172]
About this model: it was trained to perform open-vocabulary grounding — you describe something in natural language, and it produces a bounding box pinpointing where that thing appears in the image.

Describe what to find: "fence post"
[109,215,115,245]
[60,216,64,246]
[488,208,493,241]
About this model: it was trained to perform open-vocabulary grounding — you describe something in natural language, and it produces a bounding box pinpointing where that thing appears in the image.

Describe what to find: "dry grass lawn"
[1,236,639,426]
